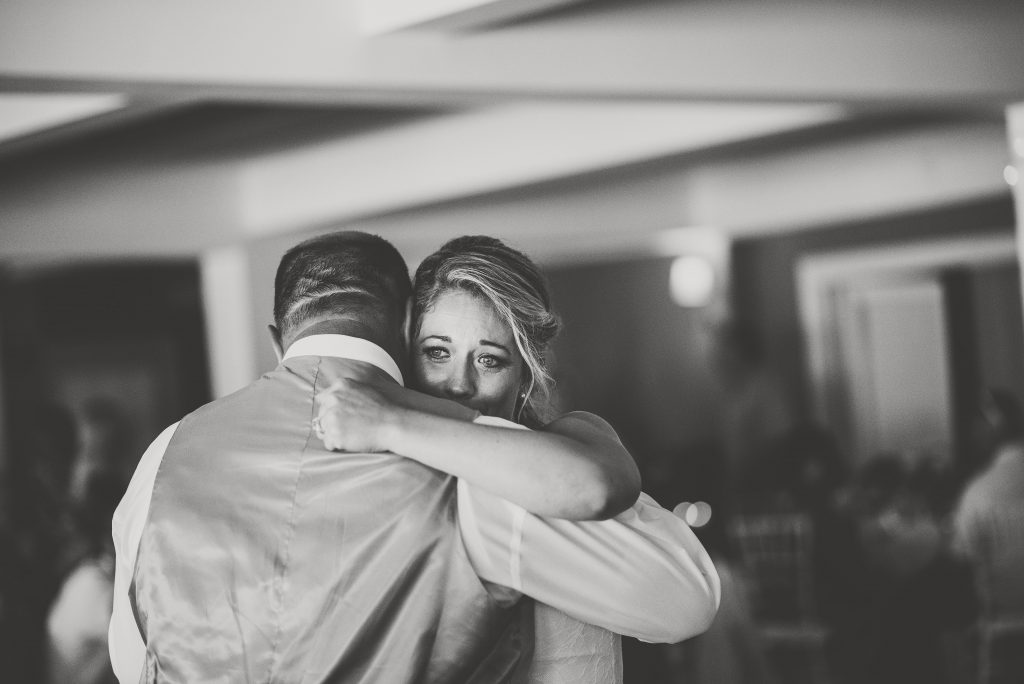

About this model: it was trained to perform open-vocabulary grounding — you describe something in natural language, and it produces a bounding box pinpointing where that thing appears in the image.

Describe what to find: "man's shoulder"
[177,371,299,426]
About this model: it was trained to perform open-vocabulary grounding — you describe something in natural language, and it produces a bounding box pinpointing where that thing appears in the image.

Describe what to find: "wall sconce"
[669,255,716,307]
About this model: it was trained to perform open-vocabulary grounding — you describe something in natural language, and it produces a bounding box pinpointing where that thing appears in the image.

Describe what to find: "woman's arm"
[315,378,641,520]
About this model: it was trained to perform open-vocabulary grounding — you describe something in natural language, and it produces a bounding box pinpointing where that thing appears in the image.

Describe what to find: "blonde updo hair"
[413,236,561,427]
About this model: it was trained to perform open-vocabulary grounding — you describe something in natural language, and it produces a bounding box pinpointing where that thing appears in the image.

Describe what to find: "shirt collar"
[282,334,404,386]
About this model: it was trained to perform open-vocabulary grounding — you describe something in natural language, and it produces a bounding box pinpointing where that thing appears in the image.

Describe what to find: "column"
[200,245,258,398]
[1009,105,1024,311]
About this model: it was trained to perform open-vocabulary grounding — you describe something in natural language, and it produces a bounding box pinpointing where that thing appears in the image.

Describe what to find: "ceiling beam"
[0,100,840,260]
[238,101,844,235]
[340,120,1015,267]
[0,117,1009,264]
[0,99,189,159]
[689,120,1013,235]
[357,0,587,35]
[1,1,1024,106]
[0,158,242,260]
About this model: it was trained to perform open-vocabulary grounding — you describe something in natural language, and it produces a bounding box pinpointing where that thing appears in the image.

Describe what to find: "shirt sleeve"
[459,417,721,644]
[109,422,178,684]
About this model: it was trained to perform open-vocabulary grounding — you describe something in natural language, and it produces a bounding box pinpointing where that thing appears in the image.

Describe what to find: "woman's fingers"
[313,377,396,452]
[315,377,357,410]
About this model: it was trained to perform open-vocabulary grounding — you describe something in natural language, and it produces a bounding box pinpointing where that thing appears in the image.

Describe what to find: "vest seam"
[263,358,322,683]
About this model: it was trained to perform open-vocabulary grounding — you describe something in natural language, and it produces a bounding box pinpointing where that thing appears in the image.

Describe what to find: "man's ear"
[401,298,413,348]
[268,324,285,363]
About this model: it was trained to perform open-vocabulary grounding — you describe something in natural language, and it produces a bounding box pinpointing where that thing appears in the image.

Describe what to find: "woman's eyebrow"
[480,340,512,354]
[420,334,451,342]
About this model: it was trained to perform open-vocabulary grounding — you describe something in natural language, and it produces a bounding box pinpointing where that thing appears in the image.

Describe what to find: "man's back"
[132,355,518,683]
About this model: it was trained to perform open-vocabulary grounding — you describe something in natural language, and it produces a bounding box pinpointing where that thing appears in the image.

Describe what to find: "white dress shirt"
[110,335,720,683]
[950,441,1024,617]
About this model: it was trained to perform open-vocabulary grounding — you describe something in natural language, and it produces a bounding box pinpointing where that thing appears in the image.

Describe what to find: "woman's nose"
[444,363,475,398]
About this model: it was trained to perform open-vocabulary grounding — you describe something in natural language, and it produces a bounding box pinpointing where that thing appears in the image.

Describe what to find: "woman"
[47,399,130,684]
[315,235,643,683]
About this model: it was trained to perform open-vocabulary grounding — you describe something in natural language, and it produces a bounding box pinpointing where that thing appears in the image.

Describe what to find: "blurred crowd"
[637,322,1024,684]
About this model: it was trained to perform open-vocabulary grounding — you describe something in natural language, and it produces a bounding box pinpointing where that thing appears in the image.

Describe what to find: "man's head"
[972,387,1024,464]
[271,231,412,361]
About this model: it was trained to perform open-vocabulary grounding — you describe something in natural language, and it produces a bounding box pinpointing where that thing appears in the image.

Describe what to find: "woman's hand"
[314,378,403,453]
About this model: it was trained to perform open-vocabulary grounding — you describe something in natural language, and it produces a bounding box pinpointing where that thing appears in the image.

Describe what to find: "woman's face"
[412,289,525,419]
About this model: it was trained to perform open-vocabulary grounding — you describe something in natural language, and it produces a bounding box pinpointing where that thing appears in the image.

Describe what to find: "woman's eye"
[477,354,505,369]
[423,346,450,362]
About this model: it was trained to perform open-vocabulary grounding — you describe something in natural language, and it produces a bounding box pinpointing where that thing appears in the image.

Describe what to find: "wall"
[971,261,1024,404]
[0,262,211,470]
[545,257,721,480]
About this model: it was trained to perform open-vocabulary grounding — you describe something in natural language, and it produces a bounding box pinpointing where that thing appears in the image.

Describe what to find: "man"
[110,231,719,683]
[952,388,1024,618]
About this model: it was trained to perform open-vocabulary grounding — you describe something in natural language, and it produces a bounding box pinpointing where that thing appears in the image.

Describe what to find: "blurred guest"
[673,521,776,684]
[959,387,1023,484]
[770,423,846,513]
[68,399,134,515]
[767,424,864,643]
[46,398,131,684]
[45,476,121,684]
[0,402,78,682]
[665,444,776,684]
[951,388,1024,617]
[711,320,795,508]
[830,457,975,684]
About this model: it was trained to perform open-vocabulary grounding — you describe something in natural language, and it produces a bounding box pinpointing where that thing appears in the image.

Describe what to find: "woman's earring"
[514,391,528,421]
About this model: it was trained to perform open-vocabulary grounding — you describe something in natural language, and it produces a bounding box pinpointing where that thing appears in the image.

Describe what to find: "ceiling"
[0,0,1021,265]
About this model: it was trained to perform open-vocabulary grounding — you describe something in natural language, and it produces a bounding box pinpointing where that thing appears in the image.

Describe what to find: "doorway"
[797,233,1024,467]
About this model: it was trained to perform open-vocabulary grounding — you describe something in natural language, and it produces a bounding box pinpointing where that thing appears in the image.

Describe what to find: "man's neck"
[286,319,404,374]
